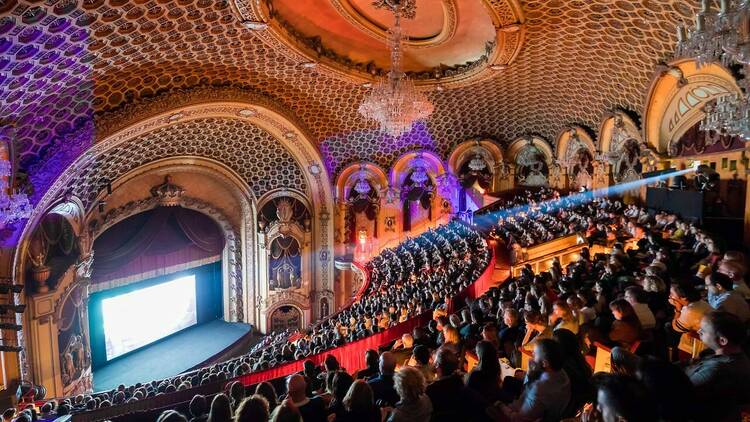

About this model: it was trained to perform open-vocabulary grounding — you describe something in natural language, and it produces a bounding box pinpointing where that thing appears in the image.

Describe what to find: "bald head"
[380,352,396,375]
[286,374,307,401]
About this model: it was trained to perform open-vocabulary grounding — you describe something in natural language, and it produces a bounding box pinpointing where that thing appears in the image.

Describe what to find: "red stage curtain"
[91,207,225,283]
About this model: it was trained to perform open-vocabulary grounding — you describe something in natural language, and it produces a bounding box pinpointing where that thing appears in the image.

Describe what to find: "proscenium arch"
[643,59,742,154]
[84,157,258,323]
[14,98,336,324]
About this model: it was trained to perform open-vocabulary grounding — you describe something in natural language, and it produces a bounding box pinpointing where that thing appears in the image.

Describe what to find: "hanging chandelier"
[358,1,434,137]
[674,0,750,140]
[0,135,32,226]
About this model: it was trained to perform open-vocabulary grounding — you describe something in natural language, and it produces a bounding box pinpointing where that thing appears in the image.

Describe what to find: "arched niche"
[256,189,314,332]
[643,59,742,154]
[555,127,596,191]
[448,139,505,201]
[335,162,386,259]
[507,136,555,187]
[14,97,336,336]
[390,151,450,233]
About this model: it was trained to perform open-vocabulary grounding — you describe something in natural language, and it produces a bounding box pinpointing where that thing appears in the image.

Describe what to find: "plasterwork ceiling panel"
[70,118,308,209]
[1,0,707,186]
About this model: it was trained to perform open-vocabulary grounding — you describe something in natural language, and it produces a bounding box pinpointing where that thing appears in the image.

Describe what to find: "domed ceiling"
[0,0,709,198]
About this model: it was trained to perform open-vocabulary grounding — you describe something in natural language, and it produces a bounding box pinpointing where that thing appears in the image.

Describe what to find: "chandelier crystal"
[674,0,750,140]
[0,151,32,226]
[468,155,487,171]
[358,6,434,137]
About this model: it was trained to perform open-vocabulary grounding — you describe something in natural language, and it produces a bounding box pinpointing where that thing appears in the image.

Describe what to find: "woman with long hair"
[552,329,594,414]
[207,393,233,422]
[607,299,642,348]
[465,341,504,403]
[327,371,354,419]
[254,382,278,412]
[336,380,380,422]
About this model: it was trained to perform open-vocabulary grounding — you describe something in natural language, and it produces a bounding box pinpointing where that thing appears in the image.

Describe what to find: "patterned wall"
[70,118,308,208]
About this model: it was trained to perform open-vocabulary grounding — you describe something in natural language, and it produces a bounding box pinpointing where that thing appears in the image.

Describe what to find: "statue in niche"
[613,138,643,183]
[516,145,549,186]
[571,148,594,190]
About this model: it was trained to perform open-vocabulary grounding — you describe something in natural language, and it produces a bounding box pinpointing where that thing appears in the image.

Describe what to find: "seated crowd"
[20,222,490,421]
[19,190,750,422]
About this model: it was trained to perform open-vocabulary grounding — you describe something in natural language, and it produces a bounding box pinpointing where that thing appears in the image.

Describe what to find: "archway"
[507,136,555,187]
[555,127,596,191]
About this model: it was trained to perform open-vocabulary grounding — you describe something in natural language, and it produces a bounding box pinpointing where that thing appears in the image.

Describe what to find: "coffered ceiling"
[0,0,708,193]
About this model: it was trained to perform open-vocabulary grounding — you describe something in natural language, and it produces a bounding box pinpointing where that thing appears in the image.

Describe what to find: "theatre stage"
[93,320,253,391]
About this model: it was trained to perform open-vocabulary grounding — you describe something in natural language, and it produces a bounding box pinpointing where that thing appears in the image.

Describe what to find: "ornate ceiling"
[0,0,709,197]
[69,118,308,209]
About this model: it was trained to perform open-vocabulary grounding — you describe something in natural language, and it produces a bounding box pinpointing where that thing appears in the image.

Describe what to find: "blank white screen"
[102,274,197,361]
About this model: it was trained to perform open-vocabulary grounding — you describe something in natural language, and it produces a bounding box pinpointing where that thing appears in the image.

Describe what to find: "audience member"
[385,367,432,422]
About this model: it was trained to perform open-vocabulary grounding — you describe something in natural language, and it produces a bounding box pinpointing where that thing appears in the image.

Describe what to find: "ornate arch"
[507,136,555,187]
[14,94,336,321]
[643,59,741,154]
[599,111,642,154]
[389,150,447,188]
[336,162,388,202]
[555,126,596,162]
[84,157,256,323]
[447,138,504,175]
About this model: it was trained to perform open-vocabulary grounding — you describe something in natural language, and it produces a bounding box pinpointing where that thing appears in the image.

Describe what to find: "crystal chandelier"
[353,176,372,195]
[673,0,750,140]
[358,2,434,137]
[0,144,32,226]
[468,155,487,172]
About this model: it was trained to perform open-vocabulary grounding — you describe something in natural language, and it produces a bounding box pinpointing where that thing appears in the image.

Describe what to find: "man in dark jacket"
[367,352,399,407]
[426,347,488,422]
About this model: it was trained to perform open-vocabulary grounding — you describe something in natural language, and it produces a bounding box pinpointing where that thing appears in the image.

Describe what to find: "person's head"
[208,393,233,422]
[393,366,426,402]
[718,259,745,282]
[234,395,269,422]
[364,349,379,370]
[157,410,188,422]
[609,298,635,321]
[229,381,245,405]
[699,311,747,353]
[56,404,70,416]
[705,271,734,295]
[401,333,414,348]
[302,360,316,374]
[623,286,647,306]
[254,382,278,410]
[552,300,573,321]
[609,346,641,376]
[434,346,459,377]
[379,351,396,376]
[503,308,519,327]
[532,338,564,373]
[443,325,460,345]
[285,374,307,402]
[552,328,582,359]
[636,358,696,421]
[332,371,354,403]
[324,355,340,372]
[593,374,657,422]
[412,345,430,366]
[189,394,208,418]
[669,282,700,306]
[523,309,546,331]
[342,380,374,413]
[475,340,499,373]
[270,400,301,422]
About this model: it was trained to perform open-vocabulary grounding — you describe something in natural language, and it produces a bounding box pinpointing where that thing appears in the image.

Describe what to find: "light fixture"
[490,64,507,71]
[0,124,32,226]
[298,61,317,69]
[675,0,750,140]
[468,155,487,171]
[358,1,434,137]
